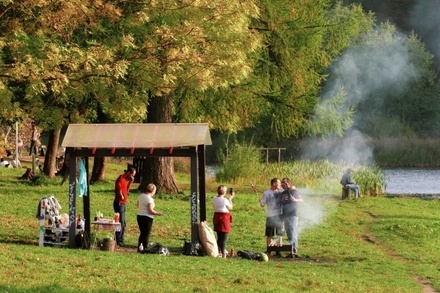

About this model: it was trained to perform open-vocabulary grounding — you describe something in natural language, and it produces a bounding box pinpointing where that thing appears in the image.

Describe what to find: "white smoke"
[299,130,373,165]
[302,26,419,164]
[297,189,329,236]
[323,26,418,108]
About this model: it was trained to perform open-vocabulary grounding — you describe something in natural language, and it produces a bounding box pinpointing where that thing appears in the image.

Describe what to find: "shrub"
[174,157,190,174]
[352,164,386,196]
[216,143,262,183]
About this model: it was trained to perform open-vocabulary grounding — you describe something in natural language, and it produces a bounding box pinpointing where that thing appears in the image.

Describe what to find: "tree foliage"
[325,22,440,138]
[1,0,262,123]
[199,1,375,145]
[0,0,388,187]
[257,1,374,140]
[0,0,263,185]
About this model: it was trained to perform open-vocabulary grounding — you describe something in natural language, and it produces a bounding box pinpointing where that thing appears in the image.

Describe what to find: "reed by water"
[215,144,386,196]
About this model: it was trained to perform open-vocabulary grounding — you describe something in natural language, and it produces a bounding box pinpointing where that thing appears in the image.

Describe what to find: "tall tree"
[0,0,261,188]
[0,1,148,176]
[176,1,375,146]
[130,1,261,192]
[0,0,376,191]
[250,1,374,142]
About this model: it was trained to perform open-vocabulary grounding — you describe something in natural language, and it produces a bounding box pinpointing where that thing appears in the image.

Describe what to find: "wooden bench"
[342,186,360,199]
[342,187,349,199]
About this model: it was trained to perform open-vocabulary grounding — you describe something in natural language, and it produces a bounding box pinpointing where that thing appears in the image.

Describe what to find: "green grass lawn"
[0,165,439,292]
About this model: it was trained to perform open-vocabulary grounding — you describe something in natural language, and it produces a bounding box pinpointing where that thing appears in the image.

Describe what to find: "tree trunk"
[140,156,179,194]
[90,157,106,184]
[89,103,112,184]
[140,93,179,194]
[43,129,60,178]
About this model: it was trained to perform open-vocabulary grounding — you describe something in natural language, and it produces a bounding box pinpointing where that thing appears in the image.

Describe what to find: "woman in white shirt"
[136,183,163,253]
[212,185,234,258]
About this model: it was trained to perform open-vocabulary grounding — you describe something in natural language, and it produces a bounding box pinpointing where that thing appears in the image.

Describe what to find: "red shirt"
[114,175,129,204]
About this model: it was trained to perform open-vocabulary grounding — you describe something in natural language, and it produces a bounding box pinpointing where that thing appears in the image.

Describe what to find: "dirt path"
[362,212,437,293]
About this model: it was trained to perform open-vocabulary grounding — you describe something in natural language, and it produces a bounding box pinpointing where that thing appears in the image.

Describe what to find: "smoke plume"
[297,189,328,236]
[301,26,420,164]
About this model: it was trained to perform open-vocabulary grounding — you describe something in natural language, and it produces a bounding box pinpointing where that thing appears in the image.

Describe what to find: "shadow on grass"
[0,285,119,293]
[0,237,38,246]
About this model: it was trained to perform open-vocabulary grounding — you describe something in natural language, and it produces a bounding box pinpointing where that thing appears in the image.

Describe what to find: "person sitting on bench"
[340,168,360,198]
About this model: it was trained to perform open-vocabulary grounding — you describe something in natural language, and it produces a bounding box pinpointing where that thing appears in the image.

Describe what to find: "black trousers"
[29,140,37,155]
[137,215,154,251]
[216,231,228,254]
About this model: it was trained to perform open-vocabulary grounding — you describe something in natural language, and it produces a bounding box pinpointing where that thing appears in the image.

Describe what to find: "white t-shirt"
[213,196,231,213]
[137,193,155,218]
[261,188,282,217]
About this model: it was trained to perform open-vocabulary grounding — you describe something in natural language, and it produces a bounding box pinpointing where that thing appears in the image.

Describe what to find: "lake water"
[384,168,440,195]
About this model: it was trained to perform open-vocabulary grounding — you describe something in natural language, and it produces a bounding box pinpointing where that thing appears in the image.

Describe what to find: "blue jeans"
[346,184,360,198]
[113,202,126,245]
[284,215,299,254]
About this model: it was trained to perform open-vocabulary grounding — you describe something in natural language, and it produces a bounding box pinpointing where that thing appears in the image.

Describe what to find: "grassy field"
[0,163,439,293]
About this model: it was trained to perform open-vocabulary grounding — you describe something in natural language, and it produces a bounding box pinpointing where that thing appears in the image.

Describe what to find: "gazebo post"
[67,148,77,248]
[198,145,207,222]
[83,157,91,247]
[190,148,198,244]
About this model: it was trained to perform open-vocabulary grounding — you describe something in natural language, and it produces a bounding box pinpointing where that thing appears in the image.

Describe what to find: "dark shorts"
[265,215,283,237]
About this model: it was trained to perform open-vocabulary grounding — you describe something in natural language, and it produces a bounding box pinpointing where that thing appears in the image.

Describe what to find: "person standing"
[340,168,360,198]
[213,185,234,258]
[280,177,303,257]
[113,167,136,246]
[259,178,284,253]
[136,183,163,253]
[29,123,40,156]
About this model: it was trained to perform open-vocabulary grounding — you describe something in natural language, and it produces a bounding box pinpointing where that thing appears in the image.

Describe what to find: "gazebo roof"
[61,123,212,149]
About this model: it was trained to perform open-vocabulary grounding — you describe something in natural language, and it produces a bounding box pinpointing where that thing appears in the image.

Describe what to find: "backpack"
[144,242,169,255]
[182,240,204,256]
[237,250,259,260]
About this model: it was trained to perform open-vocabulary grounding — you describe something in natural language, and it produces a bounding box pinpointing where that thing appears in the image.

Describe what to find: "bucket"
[101,238,116,252]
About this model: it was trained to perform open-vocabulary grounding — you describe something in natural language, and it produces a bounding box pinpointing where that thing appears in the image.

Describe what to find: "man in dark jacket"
[340,168,360,198]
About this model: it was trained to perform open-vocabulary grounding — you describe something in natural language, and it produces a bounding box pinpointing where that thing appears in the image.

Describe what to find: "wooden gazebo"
[61,123,212,248]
